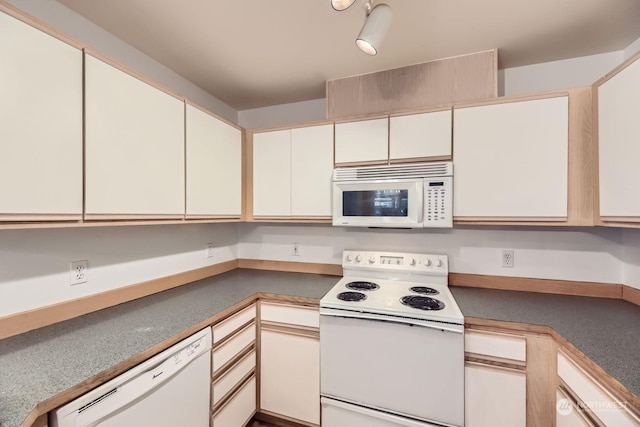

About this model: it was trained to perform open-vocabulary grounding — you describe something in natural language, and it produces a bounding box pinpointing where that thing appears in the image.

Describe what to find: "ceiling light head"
[356,3,392,56]
[331,0,357,11]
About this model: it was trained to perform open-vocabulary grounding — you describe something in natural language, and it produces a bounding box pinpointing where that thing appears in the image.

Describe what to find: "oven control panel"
[342,250,448,275]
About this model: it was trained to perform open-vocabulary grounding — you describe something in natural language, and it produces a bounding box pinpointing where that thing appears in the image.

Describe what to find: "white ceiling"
[57,0,640,110]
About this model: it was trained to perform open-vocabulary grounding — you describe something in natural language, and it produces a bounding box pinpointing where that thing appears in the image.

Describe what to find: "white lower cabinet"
[259,302,320,425]
[465,363,526,427]
[210,304,257,426]
[211,376,256,427]
[557,351,640,426]
[556,390,593,427]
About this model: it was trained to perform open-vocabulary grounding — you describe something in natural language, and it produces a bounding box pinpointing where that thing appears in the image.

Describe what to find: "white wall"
[0,224,237,316]
[624,36,640,60]
[5,0,237,123]
[498,52,624,96]
[238,98,327,129]
[237,224,628,286]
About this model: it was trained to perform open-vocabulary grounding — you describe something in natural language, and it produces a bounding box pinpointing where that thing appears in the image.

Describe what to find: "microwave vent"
[334,162,452,181]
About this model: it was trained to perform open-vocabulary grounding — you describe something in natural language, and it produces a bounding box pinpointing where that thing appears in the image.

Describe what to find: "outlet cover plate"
[70,260,88,285]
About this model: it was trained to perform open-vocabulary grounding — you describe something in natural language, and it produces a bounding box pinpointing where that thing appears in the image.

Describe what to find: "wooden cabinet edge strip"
[260,321,319,339]
[558,380,604,427]
[212,321,256,350]
[212,344,256,383]
[255,409,320,427]
[464,353,526,372]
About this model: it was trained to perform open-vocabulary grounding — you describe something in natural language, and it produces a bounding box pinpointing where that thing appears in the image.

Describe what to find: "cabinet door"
[260,330,320,425]
[85,54,185,218]
[252,129,291,216]
[291,124,334,216]
[465,363,526,427]
[453,96,568,218]
[186,104,242,217]
[390,110,452,161]
[0,11,82,219]
[598,57,640,218]
[335,118,388,165]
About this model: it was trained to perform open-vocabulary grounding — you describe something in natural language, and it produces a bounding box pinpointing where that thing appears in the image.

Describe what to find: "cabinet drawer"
[212,322,255,374]
[213,304,256,344]
[465,330,526,362]
[212,350,256,407]
[212,376,256,427]
[558,351,639,426]
[260,302,319,328]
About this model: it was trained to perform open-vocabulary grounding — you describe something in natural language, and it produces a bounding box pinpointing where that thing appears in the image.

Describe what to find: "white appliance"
[332,162,453,228]
[51,328,212,427]
[320,250,465,427]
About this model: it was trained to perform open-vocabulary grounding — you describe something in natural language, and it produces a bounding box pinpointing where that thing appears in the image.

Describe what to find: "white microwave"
[332,162,453,228]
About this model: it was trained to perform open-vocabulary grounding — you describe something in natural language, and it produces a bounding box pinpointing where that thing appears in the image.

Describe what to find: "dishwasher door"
[50,327,212,427]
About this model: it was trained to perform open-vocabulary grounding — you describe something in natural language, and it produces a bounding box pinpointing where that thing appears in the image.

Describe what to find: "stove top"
[321,276,464,325]
[321,250,464,325]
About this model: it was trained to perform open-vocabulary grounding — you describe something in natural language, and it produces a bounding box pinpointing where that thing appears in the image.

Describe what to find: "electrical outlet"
[292,242,300,256]
[70,260,88,285]
[206,243,214,259]
[501,250,514,268]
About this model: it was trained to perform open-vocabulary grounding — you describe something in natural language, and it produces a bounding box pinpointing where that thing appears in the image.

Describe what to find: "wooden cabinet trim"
[260,321,319,339]
[464,354,526,372]
[212,343,256,382]
[247,119,335,134]
[454,90,570,110]
[557,384,601,427]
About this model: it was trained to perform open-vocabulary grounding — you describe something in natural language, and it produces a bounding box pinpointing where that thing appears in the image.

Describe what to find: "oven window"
[343,190,408,216]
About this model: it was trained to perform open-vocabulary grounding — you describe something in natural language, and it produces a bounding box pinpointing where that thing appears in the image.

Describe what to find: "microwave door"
[332,180,423,227]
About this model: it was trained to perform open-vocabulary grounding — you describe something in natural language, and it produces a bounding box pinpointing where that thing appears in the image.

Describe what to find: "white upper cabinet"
[335,117,388,165]
[84,53,185,218]
[390,109,452,161]
[597,55,640,219]
[185,104,242,217]
[253,129,291,217]
[291,124,334,216]
[0,11,82,219]
[252,123,334,218]
[453,96,569,219]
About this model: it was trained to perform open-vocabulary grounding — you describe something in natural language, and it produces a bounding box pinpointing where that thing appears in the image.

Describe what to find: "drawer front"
[465,330,526,361]
[213,304,256,344]
[212,350,256,407]
[212,376,256,427]
[212,323,255,373]
[558,352,639,426]
[260,302,319,328]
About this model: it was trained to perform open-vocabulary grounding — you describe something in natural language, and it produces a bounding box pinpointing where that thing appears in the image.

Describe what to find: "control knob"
[356,255,363,262]
[369,256,376,264]
[424,259,432,266]
[409,258,416,266]
[435,259,443,267]
[346,255,353,262]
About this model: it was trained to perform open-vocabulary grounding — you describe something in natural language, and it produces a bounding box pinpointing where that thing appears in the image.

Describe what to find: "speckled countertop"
[450,286,640,400]
[1,270,639,427]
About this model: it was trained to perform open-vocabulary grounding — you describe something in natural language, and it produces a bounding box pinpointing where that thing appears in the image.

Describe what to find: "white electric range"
[320,250,465,427]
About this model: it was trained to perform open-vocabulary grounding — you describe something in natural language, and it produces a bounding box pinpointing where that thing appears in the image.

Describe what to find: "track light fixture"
[331,0,392,56]
[331,0,357,11]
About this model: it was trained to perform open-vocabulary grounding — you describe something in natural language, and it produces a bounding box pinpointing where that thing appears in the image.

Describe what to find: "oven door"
[332,179,423,228]
[320,313,464,427]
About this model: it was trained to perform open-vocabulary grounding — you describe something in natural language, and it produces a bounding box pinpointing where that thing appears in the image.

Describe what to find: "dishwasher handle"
[76,353,188,426]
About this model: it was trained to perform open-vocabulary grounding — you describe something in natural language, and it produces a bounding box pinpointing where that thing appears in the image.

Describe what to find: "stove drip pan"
[400,295,445,311]
[337,291,367,302]
[409,286,439,295]
[345,281,380,291]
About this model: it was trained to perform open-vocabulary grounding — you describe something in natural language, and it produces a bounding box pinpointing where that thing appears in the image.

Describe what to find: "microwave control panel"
[424,176,453,228]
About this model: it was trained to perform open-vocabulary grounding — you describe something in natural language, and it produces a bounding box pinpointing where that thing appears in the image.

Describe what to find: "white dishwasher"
[51,327,212,427]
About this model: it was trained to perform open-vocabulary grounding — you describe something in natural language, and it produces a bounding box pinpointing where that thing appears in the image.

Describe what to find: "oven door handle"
[320,308,464,334]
